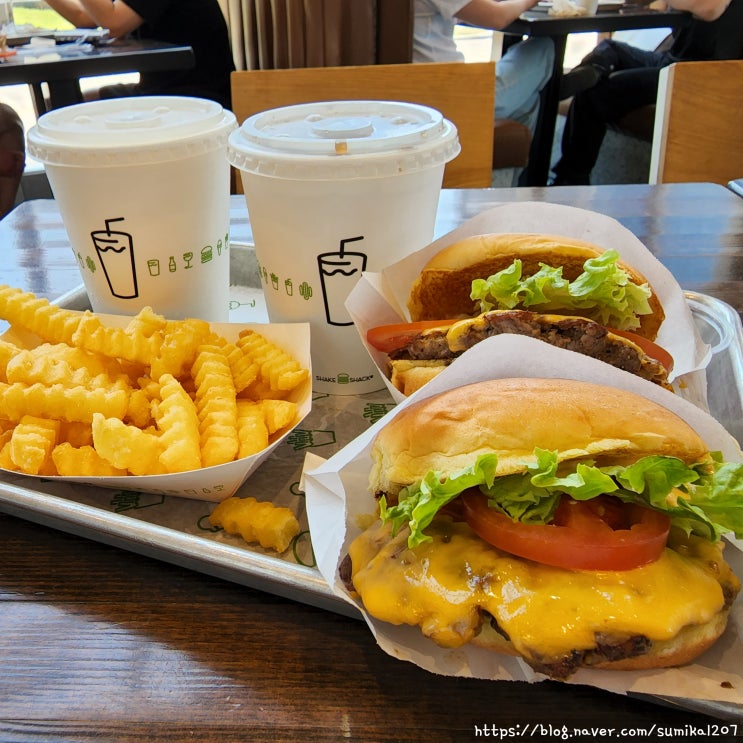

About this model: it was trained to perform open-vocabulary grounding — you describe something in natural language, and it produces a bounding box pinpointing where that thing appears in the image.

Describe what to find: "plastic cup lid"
[27,96,237,167]
[226,100,460,180]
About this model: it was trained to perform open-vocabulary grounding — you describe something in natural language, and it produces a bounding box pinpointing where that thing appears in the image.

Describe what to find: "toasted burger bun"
[407,233,665,340]
[471,606,733,676]
[389,359,448,397]
[370,377,707,498]
[350,378,740,679]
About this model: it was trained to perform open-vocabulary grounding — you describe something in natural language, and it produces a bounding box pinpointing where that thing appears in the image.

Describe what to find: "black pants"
[552,39,677,184]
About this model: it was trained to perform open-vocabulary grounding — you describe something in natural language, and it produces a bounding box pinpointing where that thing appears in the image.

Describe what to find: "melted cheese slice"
[349,519,729,662]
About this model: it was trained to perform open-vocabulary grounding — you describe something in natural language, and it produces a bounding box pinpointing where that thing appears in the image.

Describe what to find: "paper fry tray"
[0,244,742,715]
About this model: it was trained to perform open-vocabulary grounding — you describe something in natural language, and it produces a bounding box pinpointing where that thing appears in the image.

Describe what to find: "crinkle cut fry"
[0,339,21,380]
[207,333,259,394]
[91,413,166,476]
[209,496,300,553]
[192,344,239,467]
[72,314,164,366]
[7,355,133,395]
[124,306,168,338]
[0,381,129,424]
[9,415,60,475]
[52,442,127,477]
[154,373,202,472]
[236,329,308,397]
[258,399,298,434]
[235,400,269,458]
[5,344,130,387]
[151,318,211,380]
[0,285,86,346]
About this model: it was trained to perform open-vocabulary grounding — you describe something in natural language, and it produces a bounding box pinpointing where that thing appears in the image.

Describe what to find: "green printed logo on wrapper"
[110,491,165,512]
[286,429,336,451]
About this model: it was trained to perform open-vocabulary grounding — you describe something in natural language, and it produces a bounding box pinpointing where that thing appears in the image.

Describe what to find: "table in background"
[503,5,685,186]
[1,183,742,741]
[0,38,194,112]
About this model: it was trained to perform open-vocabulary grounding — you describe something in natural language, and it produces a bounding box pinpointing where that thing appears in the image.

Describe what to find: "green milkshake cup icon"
[91,217,138,299]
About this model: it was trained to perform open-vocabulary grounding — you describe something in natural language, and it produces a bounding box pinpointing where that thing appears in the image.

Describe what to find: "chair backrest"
[230,61,496,188]
[649,59,743,185]
[237,0,413,70]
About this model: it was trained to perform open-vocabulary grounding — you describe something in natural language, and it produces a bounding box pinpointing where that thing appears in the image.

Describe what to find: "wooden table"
[0,38,194,112]
[502,5,686,186]
[1,183,742,741]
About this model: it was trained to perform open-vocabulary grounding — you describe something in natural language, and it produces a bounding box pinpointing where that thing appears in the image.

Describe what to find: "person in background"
[550,0,742,185]
[0,103,25,219]
[44,0,235,109]
[414,0,554,135]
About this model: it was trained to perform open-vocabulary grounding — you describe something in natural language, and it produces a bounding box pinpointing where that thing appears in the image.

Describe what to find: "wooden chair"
[230,61,496,188]
[649,59,743,185]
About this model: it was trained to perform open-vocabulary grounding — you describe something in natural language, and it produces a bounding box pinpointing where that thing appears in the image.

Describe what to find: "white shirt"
[413,0,471,63]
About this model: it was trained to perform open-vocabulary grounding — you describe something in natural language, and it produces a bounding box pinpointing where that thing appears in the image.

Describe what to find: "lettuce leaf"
[381,449,743,548]
[469,249,653,331]
[380,454,498,548]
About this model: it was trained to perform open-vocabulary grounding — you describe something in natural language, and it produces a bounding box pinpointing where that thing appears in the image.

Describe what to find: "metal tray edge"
[0,478,359,619]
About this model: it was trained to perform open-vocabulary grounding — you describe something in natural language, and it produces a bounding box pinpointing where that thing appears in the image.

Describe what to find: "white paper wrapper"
[304,336,743,704]
[2,314,311,502]
[346,201,710,405]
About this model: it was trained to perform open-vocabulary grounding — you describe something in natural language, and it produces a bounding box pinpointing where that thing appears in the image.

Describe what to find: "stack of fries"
[0,285,309,478]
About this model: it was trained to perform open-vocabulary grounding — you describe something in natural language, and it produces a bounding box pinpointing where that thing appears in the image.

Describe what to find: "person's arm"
[44,0,143,37]
[660,0,731,20]
[454,0,542,31]
[668,0,730,21]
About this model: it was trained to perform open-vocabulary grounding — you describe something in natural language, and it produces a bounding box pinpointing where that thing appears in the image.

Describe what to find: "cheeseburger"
[344,378,742,679]
[367,234,673,395]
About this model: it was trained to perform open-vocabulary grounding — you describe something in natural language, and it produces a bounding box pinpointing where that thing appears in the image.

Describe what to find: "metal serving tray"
[1,254,742,692]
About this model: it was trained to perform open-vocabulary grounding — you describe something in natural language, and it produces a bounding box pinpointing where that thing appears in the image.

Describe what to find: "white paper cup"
[27,96,237,322]
[578,0,599,13]
[227,100,459,395]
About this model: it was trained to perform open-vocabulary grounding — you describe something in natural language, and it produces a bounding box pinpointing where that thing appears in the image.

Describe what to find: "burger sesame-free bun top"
[369,377,709,498]
[407,233,665,340]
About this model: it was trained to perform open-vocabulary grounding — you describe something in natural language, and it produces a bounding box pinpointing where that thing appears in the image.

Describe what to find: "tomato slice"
[460,492,670,571]
[366,320,455,353]
[606,327,674,373]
